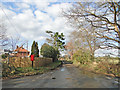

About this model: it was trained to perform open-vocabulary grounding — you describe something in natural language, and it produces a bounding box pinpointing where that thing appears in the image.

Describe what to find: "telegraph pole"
[27,40,28,50]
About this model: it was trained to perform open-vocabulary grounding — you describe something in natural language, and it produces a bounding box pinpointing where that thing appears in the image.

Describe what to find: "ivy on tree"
[31,41,39,57]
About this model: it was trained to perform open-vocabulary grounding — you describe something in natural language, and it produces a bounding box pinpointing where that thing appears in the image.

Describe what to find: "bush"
[1,54,8,59]
[40,43,58,62]
[73,50,91,64]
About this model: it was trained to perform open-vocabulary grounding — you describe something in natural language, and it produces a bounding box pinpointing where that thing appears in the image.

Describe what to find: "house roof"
[14,46,29,53]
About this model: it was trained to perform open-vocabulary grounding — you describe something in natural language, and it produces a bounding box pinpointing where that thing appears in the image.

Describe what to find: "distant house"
[14,46,30,57]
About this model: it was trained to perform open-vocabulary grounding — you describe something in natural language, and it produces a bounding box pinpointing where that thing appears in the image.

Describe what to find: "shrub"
[1,54,8,59]
[40,43,58,62]
[73,50,91,64]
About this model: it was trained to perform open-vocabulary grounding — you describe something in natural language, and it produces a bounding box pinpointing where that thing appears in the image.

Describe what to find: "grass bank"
[2,60,62,80]
[72,59,120,78]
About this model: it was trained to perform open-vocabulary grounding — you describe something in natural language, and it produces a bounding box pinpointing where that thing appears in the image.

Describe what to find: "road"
[2,64,119,88]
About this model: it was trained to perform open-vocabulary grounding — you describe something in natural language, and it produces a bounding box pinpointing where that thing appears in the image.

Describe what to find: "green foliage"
[1,54,8,59]
[73,50,91,64]
[31,41,39,57]
[46,60,62,69]
[46,31,65,60]
[40,43,58,62]
[46,31,65,50]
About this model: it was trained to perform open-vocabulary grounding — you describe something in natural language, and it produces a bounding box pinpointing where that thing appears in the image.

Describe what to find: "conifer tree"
[35,42,39,57]
[31,41,39,57]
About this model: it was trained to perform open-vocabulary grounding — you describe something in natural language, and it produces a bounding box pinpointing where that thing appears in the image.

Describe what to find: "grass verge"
[72,60,120,78]
[2,61,62,80]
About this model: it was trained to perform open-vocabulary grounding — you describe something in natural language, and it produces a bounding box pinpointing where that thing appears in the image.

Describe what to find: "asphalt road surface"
[2,64,119,88]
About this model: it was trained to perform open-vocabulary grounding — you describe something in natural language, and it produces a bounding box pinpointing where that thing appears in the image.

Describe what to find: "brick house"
[14,46,30,57]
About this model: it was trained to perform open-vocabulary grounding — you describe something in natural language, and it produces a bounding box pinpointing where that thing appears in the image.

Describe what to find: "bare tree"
[0,21,9,47]
[63,1,120,50]
[0,19,28,52]
[66,26,102,60]
[65,40,75,59]
[9,36,28,51]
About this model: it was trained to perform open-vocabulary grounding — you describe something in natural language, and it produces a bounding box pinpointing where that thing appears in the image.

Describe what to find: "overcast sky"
[0,0,119,57]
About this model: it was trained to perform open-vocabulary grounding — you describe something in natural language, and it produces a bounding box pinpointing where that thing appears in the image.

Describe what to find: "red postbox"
[31,55,34,61]
[31,55,34,68]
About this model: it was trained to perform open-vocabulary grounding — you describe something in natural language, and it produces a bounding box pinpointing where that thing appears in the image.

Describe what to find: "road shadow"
[61,60,73,64]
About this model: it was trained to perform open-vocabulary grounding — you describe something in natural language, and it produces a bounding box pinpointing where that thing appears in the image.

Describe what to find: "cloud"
[1,2,73,51]
[15,2,30,9]
[1,1,119,57]
[35,10,52,22]
[34,2,49,10]
[45,3,72,17]
[0,7,16,19]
